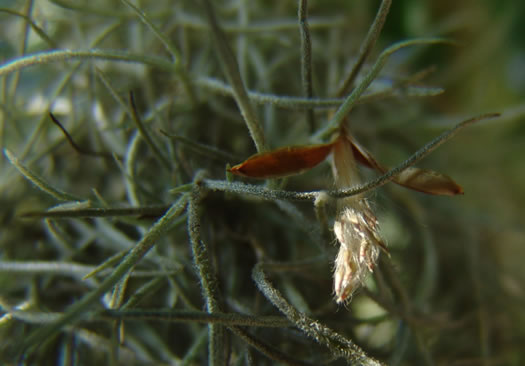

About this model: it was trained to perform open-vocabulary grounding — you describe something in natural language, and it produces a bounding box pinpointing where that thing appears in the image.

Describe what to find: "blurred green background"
[0,0,524,365]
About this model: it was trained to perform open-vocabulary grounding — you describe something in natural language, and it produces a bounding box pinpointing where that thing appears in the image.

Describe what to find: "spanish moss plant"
[0,1,523,365]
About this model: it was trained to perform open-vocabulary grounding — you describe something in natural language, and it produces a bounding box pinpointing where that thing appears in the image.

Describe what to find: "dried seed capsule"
[331,131,386,304]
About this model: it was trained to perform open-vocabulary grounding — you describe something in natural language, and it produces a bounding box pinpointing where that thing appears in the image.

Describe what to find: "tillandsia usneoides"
[228,115,476,303]
[331,129,387,304]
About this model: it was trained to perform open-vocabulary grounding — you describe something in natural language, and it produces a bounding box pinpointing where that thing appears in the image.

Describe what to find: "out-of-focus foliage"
[0,0,523,365]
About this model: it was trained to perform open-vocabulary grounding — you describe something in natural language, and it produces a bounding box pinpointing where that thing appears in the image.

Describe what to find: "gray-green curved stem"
[187,171,227,366]
[199,0,267,153]
[336,0,391,96]
[0,49,176,78]
[252,262,384,365]
[15,194,189,360]
[313,38,453,142]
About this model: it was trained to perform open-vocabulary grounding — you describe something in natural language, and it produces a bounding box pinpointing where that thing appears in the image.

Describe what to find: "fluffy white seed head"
[333,202,383,303]
[331,132,386,304]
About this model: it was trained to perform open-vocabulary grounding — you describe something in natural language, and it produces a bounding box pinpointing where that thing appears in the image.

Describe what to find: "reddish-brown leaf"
[229,143,334,179]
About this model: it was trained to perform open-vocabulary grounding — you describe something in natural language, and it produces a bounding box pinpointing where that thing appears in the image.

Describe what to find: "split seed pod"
[331,132,387,304]
[347,134,463,195]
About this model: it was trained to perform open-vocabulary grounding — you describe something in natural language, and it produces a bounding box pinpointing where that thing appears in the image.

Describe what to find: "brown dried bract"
[228,143,334,179]
[347,133,463,196]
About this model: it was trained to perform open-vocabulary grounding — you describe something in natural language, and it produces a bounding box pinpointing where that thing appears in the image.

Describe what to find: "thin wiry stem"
[120,0,197,103]
[229,326,315,366]
[199,0,267,153]
[120,0,180,66]
[103,309,291,328]
[406,200,438,306]
[83,250,129,280]
[203,179,316,201]
[17,63,81,162]
[174,11,348,35]
[0,260,178,278]
[252,262,384,365]
[0,49,176,78]
[298,0,315,131]
[12,21,127,162]
[4,149,84,202]
[0,305,61,324]
[314,192,333,246]
[7,0,34,102]
[198,77,443,109]
[0,8,57,48]
[20,205,170,219]
[314,38,454,141]
[181,329,208,365]
[128,92,172,171]
[465,224,492,365]
[14,194,189,360]
[160,130,240,162]
[274,199,322,246]
[337,0,392,96]
[120,277,165,309]
[49,0,146,18]
[124,130,143,207]
[188,171,227,366]
[174,14,346,33]
[109,271,130,309]
[236,0,249,83]
[94,66,133,120]
[48,113,114,160]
